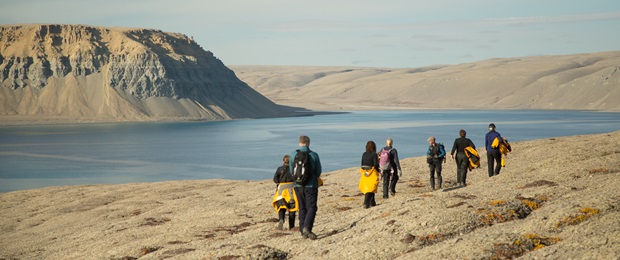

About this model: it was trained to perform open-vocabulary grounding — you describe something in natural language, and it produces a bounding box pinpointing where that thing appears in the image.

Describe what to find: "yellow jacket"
[359,167,380,194]
[272,182,298,213]
[464,146,480,171]
[492,137,512,166]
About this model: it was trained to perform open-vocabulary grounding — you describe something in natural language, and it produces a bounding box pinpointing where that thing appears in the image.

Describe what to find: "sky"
[1,0,620,68]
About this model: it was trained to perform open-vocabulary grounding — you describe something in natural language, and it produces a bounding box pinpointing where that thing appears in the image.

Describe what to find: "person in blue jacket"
[290,135,322,240]
[426,136,446,190]
[485,123,504,177]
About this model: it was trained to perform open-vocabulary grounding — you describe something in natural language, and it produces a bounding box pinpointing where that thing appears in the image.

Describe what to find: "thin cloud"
[479,30,500,34]
[269,20,377,32]
[481,11,620,26]
[351,60,373,65]
[372,44,394,48]
[474,45,494,50]
[410,34,469,43]
[410,46,444,51]
[278,11,620,32]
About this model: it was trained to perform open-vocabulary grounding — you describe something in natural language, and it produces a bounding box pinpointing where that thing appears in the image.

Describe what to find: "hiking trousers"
[278,209,296,229]
[429,159,443,189]
[382,170,398,198]
[456,152,468,185]
[363,192,376,208]
[294,186,318,234]
[487,150,502,177]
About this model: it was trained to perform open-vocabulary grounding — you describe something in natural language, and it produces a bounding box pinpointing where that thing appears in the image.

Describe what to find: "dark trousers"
[382,170,398,198]
[363,192,376,208]
[456,152,468,185]
[278,209,296,229]
[294,187,318,233]
[487,150,502,177]
[429,159,443,189]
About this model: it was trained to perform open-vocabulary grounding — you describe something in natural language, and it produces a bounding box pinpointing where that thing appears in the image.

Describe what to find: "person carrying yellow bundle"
[485,123,505,177]
[450,129,476,187]
[272,155,298,230]
[492,137,512,167]
[359,141,380,208]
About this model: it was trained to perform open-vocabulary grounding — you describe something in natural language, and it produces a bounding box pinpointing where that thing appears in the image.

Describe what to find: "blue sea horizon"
[1,110,619,192]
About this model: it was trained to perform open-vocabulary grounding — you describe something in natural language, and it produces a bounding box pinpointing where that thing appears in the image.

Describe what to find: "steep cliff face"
[0,24,294,122]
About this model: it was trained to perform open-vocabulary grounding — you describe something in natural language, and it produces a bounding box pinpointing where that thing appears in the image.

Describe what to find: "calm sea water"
[1,110,619,192]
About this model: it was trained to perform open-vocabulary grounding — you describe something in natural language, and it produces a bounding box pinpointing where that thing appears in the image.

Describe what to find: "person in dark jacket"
[379,138,402,199]
[360,141,380,208]
[290,135,322,240]
[426,136,446,190]
[485,123,504,177]
[273,155,296,230]
[450,129,475,187]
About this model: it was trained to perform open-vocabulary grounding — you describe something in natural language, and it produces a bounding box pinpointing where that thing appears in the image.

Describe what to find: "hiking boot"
[390,191,396,197]
[306,232,317,240]
[288,220,295,230]
[302,228,317,240]
[276,220,284,230]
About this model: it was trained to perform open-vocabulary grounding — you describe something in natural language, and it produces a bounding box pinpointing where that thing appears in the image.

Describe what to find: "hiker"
[485,123,504,177]
[272,155,297,230]
[426,136,446,190]
[379,138,402,198]
[290,135,322,240]
[359,141,380,208]
[450,129,476,187]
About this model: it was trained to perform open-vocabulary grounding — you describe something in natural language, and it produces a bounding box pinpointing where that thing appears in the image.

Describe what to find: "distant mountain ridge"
[231,51,620,111]
[0,24,296,123]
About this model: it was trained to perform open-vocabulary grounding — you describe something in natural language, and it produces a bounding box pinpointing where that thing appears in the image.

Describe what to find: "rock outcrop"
[0,24,295,122]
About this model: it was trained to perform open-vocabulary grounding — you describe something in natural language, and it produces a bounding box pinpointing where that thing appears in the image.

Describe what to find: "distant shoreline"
[0,111,340,126]
[1,108,615,126]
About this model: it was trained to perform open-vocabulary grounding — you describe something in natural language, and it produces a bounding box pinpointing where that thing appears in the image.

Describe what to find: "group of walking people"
[272,135,322,240]
[270,123,508,240]
[359,138,402,208]
[427,123,507,190]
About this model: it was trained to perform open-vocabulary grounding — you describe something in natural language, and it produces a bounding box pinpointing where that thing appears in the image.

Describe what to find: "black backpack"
[429,143,446,163]
[430,143,445,157]
[292,149,312,186]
